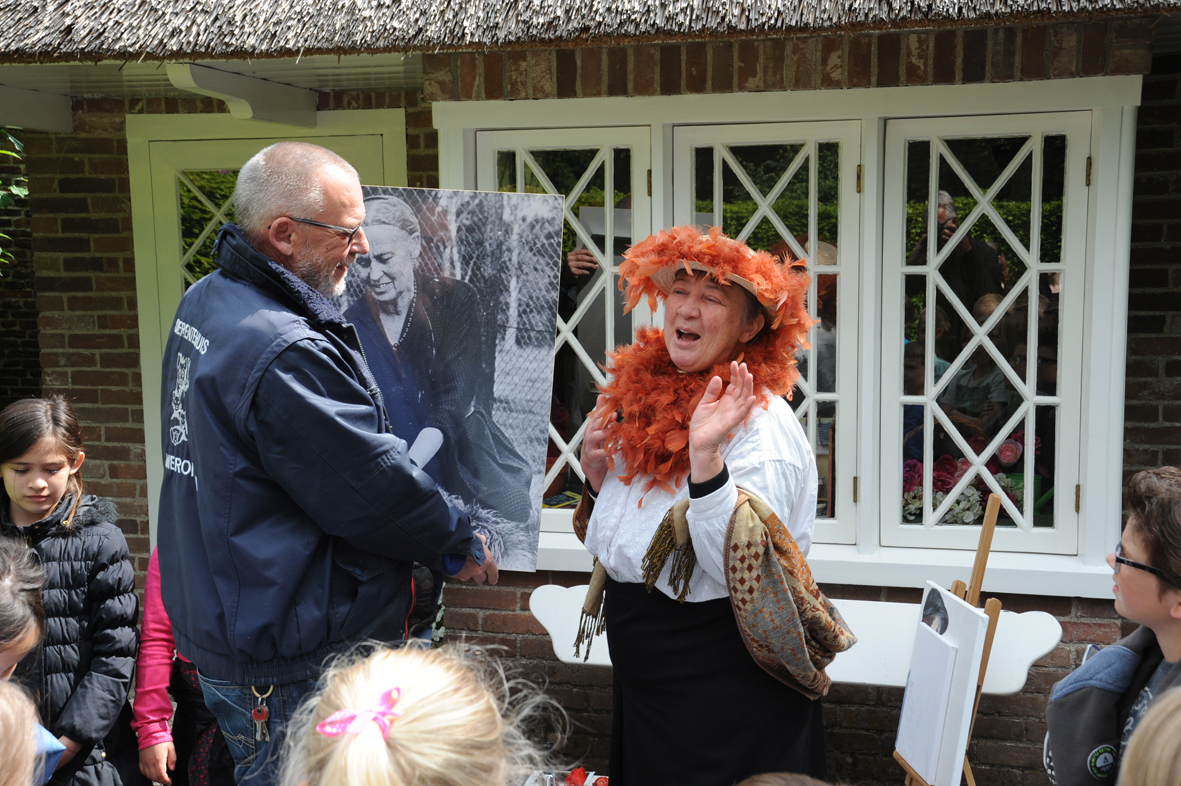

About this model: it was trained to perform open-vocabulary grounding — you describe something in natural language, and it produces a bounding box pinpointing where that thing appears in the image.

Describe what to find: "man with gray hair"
[156,141,496,786]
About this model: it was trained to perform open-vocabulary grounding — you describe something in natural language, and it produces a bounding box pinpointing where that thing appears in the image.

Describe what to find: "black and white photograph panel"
[341,185,563,571]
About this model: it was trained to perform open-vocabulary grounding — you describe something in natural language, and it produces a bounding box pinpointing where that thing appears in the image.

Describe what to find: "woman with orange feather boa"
[577,226,826,784]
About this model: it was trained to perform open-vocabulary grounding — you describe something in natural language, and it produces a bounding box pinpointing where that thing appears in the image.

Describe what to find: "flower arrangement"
[901,458,985,524]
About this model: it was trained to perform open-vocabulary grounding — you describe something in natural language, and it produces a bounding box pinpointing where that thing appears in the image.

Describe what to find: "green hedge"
[179,170,238,283]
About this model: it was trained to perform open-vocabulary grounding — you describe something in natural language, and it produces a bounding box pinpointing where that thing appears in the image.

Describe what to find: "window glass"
[179,169,238,286]
[898,133,1066,532]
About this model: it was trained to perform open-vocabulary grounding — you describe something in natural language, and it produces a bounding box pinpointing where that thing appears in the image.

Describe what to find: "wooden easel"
[894,493,1004,786]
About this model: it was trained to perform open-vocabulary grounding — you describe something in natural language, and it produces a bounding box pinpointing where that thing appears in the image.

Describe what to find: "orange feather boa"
[598,226,814,497]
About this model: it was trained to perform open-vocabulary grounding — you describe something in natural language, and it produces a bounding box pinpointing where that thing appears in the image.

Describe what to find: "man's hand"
[448,533,499,585]
[940,219,971,255]
[139,742,177,785]
[567,248,599,277]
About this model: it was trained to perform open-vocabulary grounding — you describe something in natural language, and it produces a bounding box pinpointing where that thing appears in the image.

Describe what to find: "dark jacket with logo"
[157,224,481,686]
[1045,625,1181,784]
[1,493,140,786]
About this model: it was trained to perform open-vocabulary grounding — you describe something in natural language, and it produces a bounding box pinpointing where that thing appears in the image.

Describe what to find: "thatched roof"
[1,0,1177,63]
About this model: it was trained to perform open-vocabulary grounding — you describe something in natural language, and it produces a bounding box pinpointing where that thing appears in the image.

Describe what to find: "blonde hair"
[280,644,562,786]
[1120,687,1181,786]
[736,774,832,786]
[0,680,41,786]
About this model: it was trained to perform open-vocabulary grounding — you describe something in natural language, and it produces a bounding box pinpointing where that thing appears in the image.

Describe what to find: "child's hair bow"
[316,687,403,738]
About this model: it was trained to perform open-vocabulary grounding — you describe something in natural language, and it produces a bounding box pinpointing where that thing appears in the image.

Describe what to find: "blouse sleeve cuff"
[687,467,739,522]
[688,464,730,498]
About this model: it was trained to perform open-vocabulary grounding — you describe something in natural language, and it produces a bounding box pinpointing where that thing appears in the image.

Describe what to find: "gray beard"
[290,241,346,299]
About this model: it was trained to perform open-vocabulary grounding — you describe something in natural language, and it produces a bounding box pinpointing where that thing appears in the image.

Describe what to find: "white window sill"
[533,533,1114,599]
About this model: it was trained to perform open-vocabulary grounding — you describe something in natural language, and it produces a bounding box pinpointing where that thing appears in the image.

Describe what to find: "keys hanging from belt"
[251,685,273,742]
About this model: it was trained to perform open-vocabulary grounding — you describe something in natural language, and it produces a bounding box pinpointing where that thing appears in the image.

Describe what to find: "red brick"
[792,38,817,90]
[737,40,761,91]
[482,612,547,635]
[1021,26,1048,80]
[484,52,505,101]
[877,33,902,87]
[579,48,602,97]
[71,369,128,387]
[762,39,787,91]
[1060,620,1121,644]
[457,53,478,101]
[528,50,555,99]
[932,30,957,84]
[421,53,451,76]
[819,37,842,89]
[963,28,988,83]
[1050,25,1079,79]
[445,585,519,610]
[1110,47,1152,75]
[109,463,147,480]
[518,636,558,660]
[1080,22,1107,77]
[710,42,733,92]
[556,49,577,99]
[449,632,518,656]
[506,51,529,99]
[66,332,125,349]
[606,47,628,96]
[905,32,929,85]
[628,45,651,96]
[848,36,872,88]
[686,42,709,93]
[1113,19,1154,44]
[444,608,479,631]
[105,426,145,444]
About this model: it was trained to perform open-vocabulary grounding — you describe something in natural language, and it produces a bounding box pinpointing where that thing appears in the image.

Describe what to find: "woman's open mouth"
[675,329,700,343]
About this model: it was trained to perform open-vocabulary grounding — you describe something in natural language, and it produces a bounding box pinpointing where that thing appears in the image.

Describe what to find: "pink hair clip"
[316,687,403,738]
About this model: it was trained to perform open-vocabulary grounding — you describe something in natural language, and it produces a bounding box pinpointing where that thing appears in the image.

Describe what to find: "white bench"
[529,584,1061,695]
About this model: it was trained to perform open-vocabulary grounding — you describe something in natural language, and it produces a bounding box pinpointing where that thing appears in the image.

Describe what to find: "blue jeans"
[197,675,319,786]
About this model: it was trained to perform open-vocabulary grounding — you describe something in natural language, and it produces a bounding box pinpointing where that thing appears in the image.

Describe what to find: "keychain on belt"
[251,685,273,741]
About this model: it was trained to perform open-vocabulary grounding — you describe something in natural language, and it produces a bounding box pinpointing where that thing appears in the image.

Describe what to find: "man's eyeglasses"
[1114,542,1172,582]
[289,217,365,245]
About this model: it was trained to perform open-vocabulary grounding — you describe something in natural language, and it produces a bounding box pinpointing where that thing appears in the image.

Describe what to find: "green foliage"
[178,170,238,282]
[694,199,839,254]
[904,197,1064,281]
[0,129,29,274]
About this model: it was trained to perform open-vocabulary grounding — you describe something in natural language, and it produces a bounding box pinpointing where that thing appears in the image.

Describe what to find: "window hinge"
[856,164,862,194]
[853,476,859,504]
[647,169,652,197]
[1075,484,1081,513]
[1085,157,1092,187]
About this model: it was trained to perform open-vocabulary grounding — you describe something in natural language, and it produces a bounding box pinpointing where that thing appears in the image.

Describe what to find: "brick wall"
[24,95,230,576]
[1123,52,1181,475]
[421,18,1154,102]
[0,130,39,408]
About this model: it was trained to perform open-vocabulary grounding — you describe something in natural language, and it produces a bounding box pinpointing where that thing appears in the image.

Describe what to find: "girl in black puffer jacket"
[0,397,141,786]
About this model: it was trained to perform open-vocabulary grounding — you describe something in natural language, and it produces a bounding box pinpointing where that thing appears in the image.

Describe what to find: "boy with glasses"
[1045,467,1181,784]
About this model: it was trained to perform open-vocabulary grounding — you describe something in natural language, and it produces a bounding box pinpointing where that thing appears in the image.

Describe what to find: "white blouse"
[584,393,819,603]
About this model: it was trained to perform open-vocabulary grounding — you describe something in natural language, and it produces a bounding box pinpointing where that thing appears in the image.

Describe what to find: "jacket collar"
[0,491,91,541]
[213,223,348,329]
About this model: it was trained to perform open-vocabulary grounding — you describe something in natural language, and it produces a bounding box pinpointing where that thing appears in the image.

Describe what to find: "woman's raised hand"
[688,362,756,483]
[580,394,611,493]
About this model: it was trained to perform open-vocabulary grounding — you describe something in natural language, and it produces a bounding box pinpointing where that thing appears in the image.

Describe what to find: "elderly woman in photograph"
[575,227,853,785]
[345,194,480,496]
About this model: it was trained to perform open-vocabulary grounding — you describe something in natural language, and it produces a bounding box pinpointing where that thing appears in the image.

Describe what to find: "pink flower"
[903,460,923,494]
[932,471,955,493]
[934,455,958,476]
[953,458,972,481]
[996,439,1023,467]
[968,435,988,457]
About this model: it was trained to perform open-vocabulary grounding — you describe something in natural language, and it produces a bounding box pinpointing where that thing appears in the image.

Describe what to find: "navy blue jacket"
[157,224,481,685]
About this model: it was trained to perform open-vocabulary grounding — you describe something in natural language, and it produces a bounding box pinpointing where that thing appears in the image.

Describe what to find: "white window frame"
[433,76,1141,596]
[880,111,1091,555]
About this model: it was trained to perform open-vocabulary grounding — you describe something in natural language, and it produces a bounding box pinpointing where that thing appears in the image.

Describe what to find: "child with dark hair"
[0,396,140,786]
[1045,467,1181,784]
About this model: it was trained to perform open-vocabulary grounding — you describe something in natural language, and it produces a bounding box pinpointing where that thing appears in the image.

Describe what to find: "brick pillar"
[1124,53,1181,472]
[0,130,39,407]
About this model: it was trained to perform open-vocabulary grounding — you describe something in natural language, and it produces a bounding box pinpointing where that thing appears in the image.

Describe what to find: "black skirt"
[605,577,827,786]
